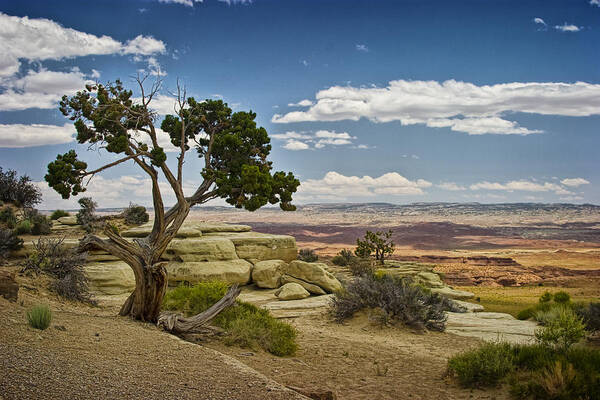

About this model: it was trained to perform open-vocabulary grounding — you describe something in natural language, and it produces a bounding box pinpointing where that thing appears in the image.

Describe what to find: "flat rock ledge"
[446,312,538,344]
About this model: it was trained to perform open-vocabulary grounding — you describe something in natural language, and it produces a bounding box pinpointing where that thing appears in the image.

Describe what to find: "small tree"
[76,197,98,233]
[45,77,299,323]
[355,230,394,265]
[0,167,42,208]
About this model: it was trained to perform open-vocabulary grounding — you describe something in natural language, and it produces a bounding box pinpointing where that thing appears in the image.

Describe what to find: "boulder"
[164,237,238,262]
[280,274,326,295]
[84,262,135,295]
[252,260,286,288]
[431,287,474,300]
[452,300,485,312]
[275,283,310,301]
[166,259,252,286]
[283,261,342,293]
[122,223,202,238]
[0,270,18,302]
[208,232,297,262]
[57,216,78,225]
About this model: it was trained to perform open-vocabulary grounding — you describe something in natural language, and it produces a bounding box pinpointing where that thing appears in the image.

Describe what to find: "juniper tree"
[355,230,395,265]
[45,77,299,322]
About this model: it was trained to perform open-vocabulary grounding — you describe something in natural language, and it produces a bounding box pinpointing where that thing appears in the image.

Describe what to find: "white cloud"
[271,131,313,140]
[533,17,546,26]
[560,178,590,187]
[591,0,600,6]
[0,123,75,148]
[554,23,581,32]
[272,79,600,135]
[283,140,310,151]
[301,60,309,67]
[355,44,369,52]
[470,180,574,195]
[438,182,466,191]
[158,0,203,7]
[297,171,431,200]
[288,99,313,107]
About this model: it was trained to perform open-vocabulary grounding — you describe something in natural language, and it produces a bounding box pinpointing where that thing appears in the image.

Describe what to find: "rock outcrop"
[166,259,253,286]
[252,260,286,289]
[275,283,310,300]
[84,261,136,295]
[283,261,343,294]
[446,312,537,344]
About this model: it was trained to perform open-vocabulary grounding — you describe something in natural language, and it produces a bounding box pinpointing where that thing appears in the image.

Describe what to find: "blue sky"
[0,0,599,209]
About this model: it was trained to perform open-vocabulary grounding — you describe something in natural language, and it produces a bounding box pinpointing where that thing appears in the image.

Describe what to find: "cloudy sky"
[0,0,599,209]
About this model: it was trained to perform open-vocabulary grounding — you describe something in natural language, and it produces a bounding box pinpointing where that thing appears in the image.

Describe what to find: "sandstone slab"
[84,262,135,295]
[252,260,286,288]
[209,232,297,262]
[122,223,202,238]
[263,294,334,311]
[57,216,78,225]
[431,287,474,300]
[283,261,342,293]
[193,223,251,233]
[280,274,326,295]
[166,259,252,286]
[275,283,310,300]
[446,311,537,344]
[164,237,238,262]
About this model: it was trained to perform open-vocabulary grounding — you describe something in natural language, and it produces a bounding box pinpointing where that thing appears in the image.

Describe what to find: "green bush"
[0,206,17,228]
[447,342,515,387]
[553,291,571,304]
[575,302,600,333]
[24,209,51,235]
[27,304,52,330]
[332,248,354,266]
[534,307,586,352]
[163,282,297,356]
[0,167,42,208]
[517,291,573,321]
[347,257,376,276]
[298,248,318,262]
[14,219,32,234]
[76,197,97,232]
[122,203,149,225]
[0,228,23,258]
[50,209,69,220]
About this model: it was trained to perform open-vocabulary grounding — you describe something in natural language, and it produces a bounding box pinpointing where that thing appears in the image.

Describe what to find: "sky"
[0,0,599,209]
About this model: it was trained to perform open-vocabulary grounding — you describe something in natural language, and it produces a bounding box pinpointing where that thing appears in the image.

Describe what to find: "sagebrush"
[0,228,23,258]
[298,248,318,262]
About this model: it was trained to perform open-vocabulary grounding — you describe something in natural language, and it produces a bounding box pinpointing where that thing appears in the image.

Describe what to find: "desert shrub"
[0,206,17,228]
[14,219,32,235]
[122,203,149,225]
[0,167,42,208]
[575,302,600,333]
[76,197,98,232]
[534,307,586,352]
[298,248,318,262]
[330,274,457,331]
[22,238,94,304]
[50,209,69,220]
[355,229,394,264]
[517,291,573,321]
[539,291,553,303]
[332,248,354,266]
[347,257,376,276]
[163,282,297,356]
[0,228,23,258]
[27,304,52,330]
[553,291,571,304]
[24,209,51,235]
[447,342,515,387]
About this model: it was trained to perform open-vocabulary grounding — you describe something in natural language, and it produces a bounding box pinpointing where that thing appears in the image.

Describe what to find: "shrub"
[575,302,600,333]
[27,304,52,330]
[0,228,23,258]
[14,219,32,235]
[298,248,318,262]
[24,209,51,235]
[355,229,394,264]
[332,248,354,266]
[0,206,17,228]
[122,203,149,225]
[447,342,515,387]
[347,257,376,276]
[517,291,573,321]
[539,291,553,303]
[553,291,571,304]
[76,197,97,232]
[162,282,298,356]
[22,238,94,304]
[330,274,457,331]
[0,167,42,208]
[534,307,586,352]
[50,209,69,220]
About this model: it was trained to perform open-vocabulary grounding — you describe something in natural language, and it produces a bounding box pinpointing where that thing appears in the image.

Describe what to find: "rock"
[163,237,238,262]
[452,300,485,312]
[193,223,252,233]
[275,283,310,300]
[280,274,327,295]
[263,294,334,311]
[0,270,19,302]
[122,223,202,238]
[446,312,538,344]
[287,386,337,400]
[430,286,474,300]
[283,261,342,293]
[84,262,135,295]
[209,232,297,262]
[497,277,518,287]
[252,260,286,288]
[166,259,252,286]
[415,271,445,288]
[57,216,78,225]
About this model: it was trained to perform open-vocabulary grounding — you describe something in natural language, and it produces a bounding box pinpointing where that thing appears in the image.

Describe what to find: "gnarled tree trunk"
[119,261,169,322]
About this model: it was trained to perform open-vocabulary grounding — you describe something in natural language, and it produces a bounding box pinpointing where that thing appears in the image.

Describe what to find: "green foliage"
[332,248,354,266]
[539,291,553,303]
[298,248,318,262]
[575,302,600,333]
[27,304,52,330]
[14,219,32,235]
[76,197,97,232]
[447,342,515,387]
[24,209,51,235]
[330,273,459,331]
[0,206,17,228]
[122,203,149,225]
[45,150,88,199]
[534,307,586,352]
[448,343,600,399]
[347,257,376,276]
[517,291,574,321]
[162,282,297,356]
[0,167,42,208]
[553,291,571,304]
[355,230,395,264]
[0,228,23,258]
[50,210,69,220]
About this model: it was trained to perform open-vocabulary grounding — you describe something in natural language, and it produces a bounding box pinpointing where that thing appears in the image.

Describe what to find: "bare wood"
[157,285,241,334]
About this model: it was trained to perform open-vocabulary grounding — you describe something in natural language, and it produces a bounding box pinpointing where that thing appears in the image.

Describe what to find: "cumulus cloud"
[554,23,581,32]
[273,130,367,150]
[297,171,431,200]
[560,178,590,187]
[438,182,466,191]
[158,0,203,6]
[0,123,75,148]
[272,79,600,135]
[470,180,574,195]
[288,99,314,107]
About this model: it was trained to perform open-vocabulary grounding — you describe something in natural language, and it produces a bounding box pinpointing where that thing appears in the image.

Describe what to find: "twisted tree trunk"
[119,262,169,322]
